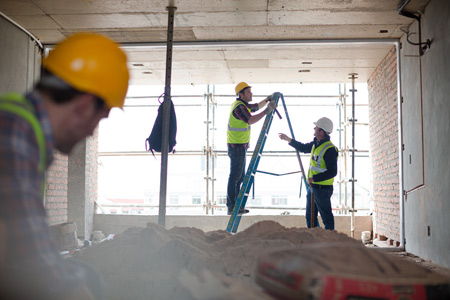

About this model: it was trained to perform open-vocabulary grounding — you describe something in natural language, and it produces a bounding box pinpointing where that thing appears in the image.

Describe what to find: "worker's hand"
[264,101,277,115]
[307,177,314,186]
[278,133,292,143]
[264,94,274,103]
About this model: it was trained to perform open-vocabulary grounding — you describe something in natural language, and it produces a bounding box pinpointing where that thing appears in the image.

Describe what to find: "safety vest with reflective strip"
[227,100,251,144]
[0,93,46,193]
[308,140,338,185]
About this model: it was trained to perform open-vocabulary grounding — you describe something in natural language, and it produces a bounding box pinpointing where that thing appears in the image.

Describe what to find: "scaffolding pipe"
[205,89,211,214]
[125,94,343,100]
[349,73,358,238]
[158,5,176,227]
[211,85,217,214]
[343,84,348,214]
[338,85,343,208]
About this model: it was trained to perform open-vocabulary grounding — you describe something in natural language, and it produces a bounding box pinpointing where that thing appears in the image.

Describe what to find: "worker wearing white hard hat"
[226,82,276,215]
[278,117,338,230]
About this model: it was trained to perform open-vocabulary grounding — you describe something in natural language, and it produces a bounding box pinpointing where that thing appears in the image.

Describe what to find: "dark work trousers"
[306,186,335,230]
[226,146,247,211]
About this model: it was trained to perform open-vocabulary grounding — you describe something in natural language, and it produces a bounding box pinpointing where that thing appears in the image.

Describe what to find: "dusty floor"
[75,221,450,300]
[386,251,450,281]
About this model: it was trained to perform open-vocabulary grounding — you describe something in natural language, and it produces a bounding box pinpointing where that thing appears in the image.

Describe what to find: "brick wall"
[45,152,69,225]
[45,129,99,229]
[367,46,400,245]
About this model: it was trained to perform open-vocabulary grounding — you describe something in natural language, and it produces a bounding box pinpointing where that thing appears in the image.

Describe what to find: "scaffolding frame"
[99,84,371,223]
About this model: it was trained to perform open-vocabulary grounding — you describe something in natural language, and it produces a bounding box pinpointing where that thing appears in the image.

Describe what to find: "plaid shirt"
[227,99,259,149]
[0,92,84,298]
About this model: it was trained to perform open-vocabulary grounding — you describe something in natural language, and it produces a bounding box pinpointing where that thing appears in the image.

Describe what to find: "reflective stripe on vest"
[227,100,251,144]
[308,141,337,186]
[0,93,46,173]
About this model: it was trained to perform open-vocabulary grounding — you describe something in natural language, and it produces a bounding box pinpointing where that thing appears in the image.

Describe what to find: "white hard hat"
[314,117,333,134]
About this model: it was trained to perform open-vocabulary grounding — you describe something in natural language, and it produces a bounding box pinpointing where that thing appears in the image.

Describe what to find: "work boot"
[227,208,250,215]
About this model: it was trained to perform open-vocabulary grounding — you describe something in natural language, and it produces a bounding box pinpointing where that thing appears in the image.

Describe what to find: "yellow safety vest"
[307,140,338,185]
[227,100,251,144]
[0,93,46,194]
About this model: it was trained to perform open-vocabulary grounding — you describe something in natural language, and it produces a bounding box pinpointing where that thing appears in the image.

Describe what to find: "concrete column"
[68,129,98,240]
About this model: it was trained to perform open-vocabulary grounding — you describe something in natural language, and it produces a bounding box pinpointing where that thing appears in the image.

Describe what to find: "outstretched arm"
[278,133,315,153]
[278,133,292,143]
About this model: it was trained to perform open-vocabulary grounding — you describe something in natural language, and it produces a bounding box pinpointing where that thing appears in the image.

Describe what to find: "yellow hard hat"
[42,32,130,109]
[235,82,251,96]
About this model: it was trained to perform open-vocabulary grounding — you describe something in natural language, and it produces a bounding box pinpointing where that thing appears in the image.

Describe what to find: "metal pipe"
[338,84,343,208]
[0,12,43,51]
[205,88,211,214]
[343,84,348,214]
[211,85,217,215]
[124,103,346,108]
[119,38,399,50]
[125,94,343,99]
[158,5,177,227]
[395,42,406,250]
[349,73,358,238]
[99,150,370,158]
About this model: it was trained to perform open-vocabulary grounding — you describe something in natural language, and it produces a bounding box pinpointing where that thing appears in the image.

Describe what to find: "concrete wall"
[0,15,99,233]
[0,15,40,95]
[94,214,372,241]
[0,14,71,226]
[367,47,401,245]
[399,0,450,268]
[68,128,99,240]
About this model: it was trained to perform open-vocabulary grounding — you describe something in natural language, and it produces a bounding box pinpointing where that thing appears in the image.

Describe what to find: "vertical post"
[349,73,358,238]
[338,84,343,212]
[311,193,315,228]
[205,86,210,214]
[158,5,176,227]
[343,84,348,214]
[211,85,216,215]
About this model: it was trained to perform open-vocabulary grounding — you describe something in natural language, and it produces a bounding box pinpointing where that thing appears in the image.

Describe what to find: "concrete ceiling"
[0,0,430,85]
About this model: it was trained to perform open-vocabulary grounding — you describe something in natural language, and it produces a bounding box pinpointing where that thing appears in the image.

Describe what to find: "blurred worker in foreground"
[226,82,277,215]
[0,33,130,299]
[278,117,338,230]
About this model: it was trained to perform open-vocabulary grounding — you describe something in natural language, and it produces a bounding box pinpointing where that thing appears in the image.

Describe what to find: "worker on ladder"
[278,117,338,230]
[0,33,129,299]
[226,82,276,215]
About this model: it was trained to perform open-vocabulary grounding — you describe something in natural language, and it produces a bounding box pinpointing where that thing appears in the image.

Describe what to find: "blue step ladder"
[226,92,309,233]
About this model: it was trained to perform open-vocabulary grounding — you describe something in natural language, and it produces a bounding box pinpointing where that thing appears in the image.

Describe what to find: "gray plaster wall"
[400,0,450,268]
[68,135,98,240]
[0,15,40,94]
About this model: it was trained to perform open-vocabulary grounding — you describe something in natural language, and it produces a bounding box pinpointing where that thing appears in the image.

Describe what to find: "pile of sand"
[76,221,357,299]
